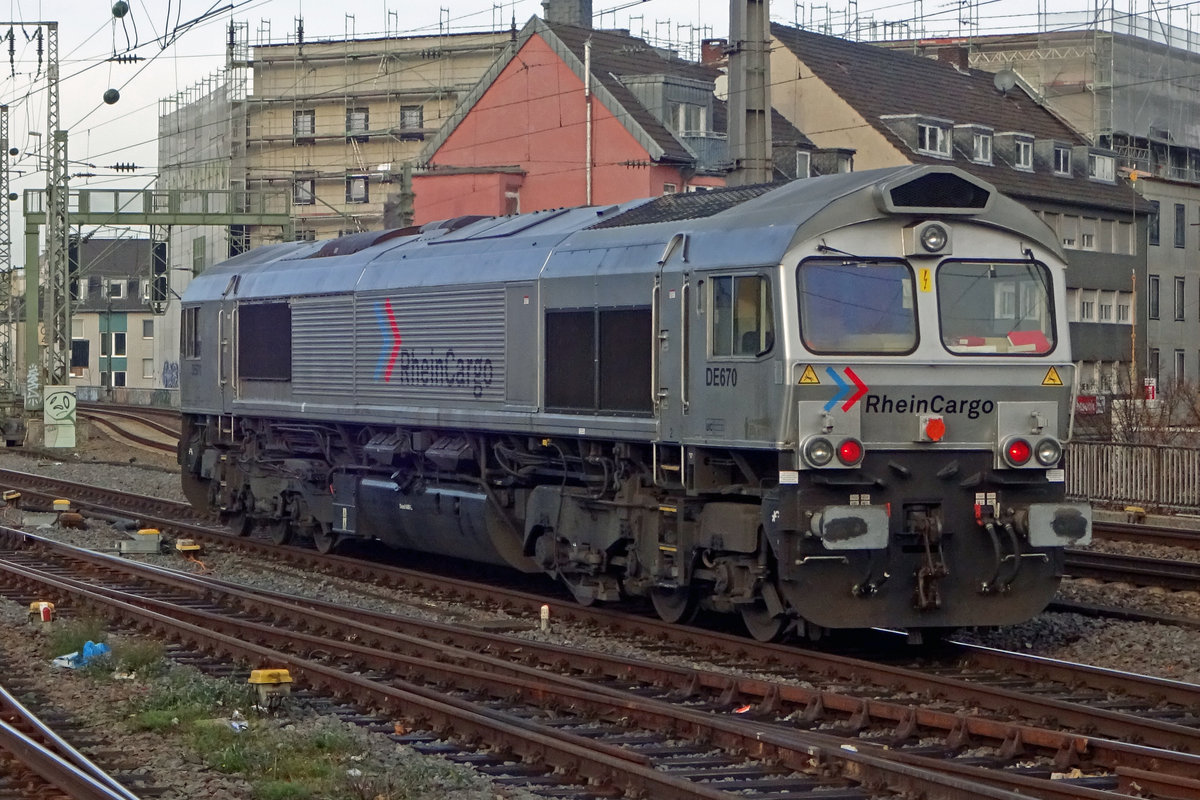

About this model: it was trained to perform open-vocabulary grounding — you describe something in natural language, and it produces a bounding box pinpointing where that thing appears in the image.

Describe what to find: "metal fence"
[1068,442,1200,512]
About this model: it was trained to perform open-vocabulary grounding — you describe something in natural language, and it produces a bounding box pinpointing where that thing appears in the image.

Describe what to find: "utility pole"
[0,105,13,401]
[727,0,772,186]
[16,21,66,411]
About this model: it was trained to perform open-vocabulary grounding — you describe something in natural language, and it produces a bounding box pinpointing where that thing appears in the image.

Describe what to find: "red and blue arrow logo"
[824,367,868,412]
[375,299,402,381]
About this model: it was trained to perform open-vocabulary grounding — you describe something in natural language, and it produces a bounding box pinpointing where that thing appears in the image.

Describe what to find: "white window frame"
[142,358,154,379]
[972,132,992,164]
[107,280,125,299]
[293,179,315,206]
[918,123,951,156]
[346,175,369,204]
[1014,138,1033,170]
[1053,147,1071,175]
[1088,153,1115,182]
[293,109,315,138]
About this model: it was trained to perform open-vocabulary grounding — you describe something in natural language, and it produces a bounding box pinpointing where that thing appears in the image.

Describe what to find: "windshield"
[797,259,917,354]
[938,261,1054,355]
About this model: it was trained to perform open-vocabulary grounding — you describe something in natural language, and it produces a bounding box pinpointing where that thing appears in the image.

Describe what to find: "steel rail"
[5,530,1200,799]
[0,550,1066,800]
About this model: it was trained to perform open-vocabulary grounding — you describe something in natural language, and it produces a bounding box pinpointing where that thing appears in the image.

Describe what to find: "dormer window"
[1088,152,1115,182]
[1015,138,1033,170]
[918,122,951,156]
[972,132,992,163]
[669,102,706,135]
[1054,146,1071,175]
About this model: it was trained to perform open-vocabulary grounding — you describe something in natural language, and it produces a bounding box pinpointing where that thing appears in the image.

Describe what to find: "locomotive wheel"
[740,602,789,643]
[311,523,339,555]
[650,586,698,624]
[265,518,293,546]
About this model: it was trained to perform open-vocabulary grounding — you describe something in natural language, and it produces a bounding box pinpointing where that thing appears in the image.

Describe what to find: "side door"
[218,275,241,411]
[652,235,692,484]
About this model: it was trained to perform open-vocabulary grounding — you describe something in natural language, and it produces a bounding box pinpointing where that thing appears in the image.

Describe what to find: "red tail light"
[1004,438,1032,466]
[837,438,864,466]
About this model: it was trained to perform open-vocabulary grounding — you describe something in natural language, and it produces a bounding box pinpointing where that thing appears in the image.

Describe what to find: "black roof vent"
[887,171,990,211]
[590,183,779,229]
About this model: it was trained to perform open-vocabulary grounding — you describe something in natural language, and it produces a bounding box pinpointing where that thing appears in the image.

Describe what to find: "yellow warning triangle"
[798,365,820,385]
[1042,367,1063,386]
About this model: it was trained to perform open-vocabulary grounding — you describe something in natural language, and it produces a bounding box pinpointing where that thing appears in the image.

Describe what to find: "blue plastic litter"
[51,641,111,669]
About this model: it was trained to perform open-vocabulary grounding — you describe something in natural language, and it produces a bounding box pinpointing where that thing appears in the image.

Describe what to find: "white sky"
[0,0,1159,263]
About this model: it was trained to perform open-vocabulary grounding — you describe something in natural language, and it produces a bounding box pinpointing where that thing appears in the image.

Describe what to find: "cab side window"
[712,275,774,357]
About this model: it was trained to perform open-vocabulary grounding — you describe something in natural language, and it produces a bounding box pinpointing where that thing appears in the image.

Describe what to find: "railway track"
[5,471,1200,796]
[0,670,146,800]
[74,403,178,456]
[6,528,1200,799]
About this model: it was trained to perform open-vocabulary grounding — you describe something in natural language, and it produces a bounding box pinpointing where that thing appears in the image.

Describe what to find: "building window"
[795,150,811,178]
[142,358,154,379]
[182,306,200,358]
[1148,274,1160,319]
[1088,153,1115,181]
[295,229,316,242]
[293,109,315,139]
[1015,138,1033,169]
[917,123,950,156]
[70,339,88,377]
[1080,232,1095,249]
[346,107,369,141]
[346,175,369,204]
[1148,201,1160,246]
[1053,147,1071,175]
[670,102,706,135]
[1176,203,1187,248]
[192,237,206,276]
[112,331,127,357]
[71,317,85,337]
[142,319,153,338]
[1176,349,1186,385]
[1149,348,1160,384]
[1080,296,1095,320]
[662,183,677,194]
[293,179,315,206]
[107,280,125,299]
[399,105,424,140]
[1118,293,1131,322]
[1176,276,1186,320]
[972,132,992,163]
[1098,296,1112,321]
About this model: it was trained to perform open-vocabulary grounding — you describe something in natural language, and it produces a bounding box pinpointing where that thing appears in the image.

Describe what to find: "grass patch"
[114,638,168,677]
[47,616,108,658]
[126,664,486,799]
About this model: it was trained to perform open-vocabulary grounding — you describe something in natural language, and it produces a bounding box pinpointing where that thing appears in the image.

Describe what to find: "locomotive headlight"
[920,223,949,253]
[1034,437,1063,466]
[803,437,834,467]
[1003,437,1032,467]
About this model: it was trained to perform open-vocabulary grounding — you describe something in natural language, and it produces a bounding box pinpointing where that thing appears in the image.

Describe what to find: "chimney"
[701,38,727,65]
[936,45,970,72]
[542,0,592,28]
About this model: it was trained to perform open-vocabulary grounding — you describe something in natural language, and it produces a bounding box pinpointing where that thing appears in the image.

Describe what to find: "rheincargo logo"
[863,394,995,419]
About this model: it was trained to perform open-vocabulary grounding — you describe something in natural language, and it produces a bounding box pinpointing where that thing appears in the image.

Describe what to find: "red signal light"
[1005,438,1032,466]
[837,438,864,465]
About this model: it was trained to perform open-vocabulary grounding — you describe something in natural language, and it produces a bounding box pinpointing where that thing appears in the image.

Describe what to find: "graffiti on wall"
[25,364,41,410]
[161,360,179,389]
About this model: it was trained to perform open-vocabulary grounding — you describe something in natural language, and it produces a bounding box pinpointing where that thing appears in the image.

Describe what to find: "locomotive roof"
[184,165,1060,303]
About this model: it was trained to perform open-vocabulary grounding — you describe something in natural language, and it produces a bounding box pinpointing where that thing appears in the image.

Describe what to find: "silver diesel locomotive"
[178,165,1091,641]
